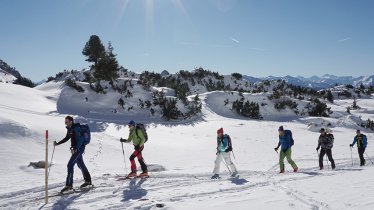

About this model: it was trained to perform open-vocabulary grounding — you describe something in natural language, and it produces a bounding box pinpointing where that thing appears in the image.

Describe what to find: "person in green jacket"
[120,120,148,178]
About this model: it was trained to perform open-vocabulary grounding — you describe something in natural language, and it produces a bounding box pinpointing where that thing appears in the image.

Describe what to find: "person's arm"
[274,141,281,151]
[363,135,368,147]
[316,137,321,150]
[54,130,70,146]
[350,136,357,147]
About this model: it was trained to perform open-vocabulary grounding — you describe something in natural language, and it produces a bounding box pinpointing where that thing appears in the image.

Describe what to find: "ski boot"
[293,167,298,173]
[231,171,238,178]
[126,170,137,178]
[60,186,73,194]
[211,174,220,179]
[138,171,149,178]
[80,181,93,188]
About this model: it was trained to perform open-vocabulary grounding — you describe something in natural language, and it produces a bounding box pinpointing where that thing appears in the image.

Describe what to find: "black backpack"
[135,123,148,143]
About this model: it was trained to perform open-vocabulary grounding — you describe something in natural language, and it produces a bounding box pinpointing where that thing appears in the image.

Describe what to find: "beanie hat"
[128,120,136,127]
[217,128,224,134]
[278,126,284,131]
[319,128,325,133]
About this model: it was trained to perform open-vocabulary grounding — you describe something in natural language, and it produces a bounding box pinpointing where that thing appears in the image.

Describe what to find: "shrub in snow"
[308,98,331,117]
[232,98,262,119]
[162,98,182,120]
[65,78,84,92]
[118,98,125,109]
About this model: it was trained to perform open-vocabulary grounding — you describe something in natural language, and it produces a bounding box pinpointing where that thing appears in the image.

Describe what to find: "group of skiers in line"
[272,126,368,175]
[52,116,369,193]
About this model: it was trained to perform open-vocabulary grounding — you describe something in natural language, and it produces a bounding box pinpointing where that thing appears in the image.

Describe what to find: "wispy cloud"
[231,38,240,43]
[338,37,352,42]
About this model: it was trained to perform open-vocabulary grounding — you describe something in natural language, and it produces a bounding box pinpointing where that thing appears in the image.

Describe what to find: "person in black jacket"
[316,128,335,170]
[54,116,92,193]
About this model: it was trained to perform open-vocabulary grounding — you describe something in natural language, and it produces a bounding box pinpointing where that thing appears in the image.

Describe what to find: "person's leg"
[66,153,79,186]
[136,146,148,172]
[129,149,139,172]
[326,149,335,169]
[319,149,326,169]
[285,148,298,170]
[76,149,91,182]
[223,152,237,173]
[213,153,223,175]
[358,147,366,166]
[279,150,286,172]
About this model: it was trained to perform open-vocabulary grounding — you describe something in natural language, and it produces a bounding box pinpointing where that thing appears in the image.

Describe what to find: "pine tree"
[326,90,334,103]
[94,42,120,81]
[82,35,106,67]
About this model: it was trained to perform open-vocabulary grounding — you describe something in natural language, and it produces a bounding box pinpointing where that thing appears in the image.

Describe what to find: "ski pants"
[66,147,91,187]
[358,147,366,166]
[130,145,148,172]
[213,152,237,175]
[319,149,335,169]
[279,148,298,171]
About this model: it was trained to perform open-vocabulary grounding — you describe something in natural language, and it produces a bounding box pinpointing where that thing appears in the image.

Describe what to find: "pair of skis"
[42,185,94,199]
[116,174,149,181]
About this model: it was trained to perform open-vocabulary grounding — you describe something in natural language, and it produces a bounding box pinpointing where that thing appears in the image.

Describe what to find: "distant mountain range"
[243,74,374,89]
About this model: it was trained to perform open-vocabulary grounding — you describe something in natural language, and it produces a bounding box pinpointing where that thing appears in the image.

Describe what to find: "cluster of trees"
[232,98,262,119]
[151,90,202,120]
[362,118,374,131]
[307,98,331,117]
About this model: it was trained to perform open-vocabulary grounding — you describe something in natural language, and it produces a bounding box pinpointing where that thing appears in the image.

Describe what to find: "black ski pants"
[319,149,335,169]
[358,147,366,166]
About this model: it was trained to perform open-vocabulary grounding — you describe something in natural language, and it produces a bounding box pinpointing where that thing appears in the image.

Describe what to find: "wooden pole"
[45,130,48,204]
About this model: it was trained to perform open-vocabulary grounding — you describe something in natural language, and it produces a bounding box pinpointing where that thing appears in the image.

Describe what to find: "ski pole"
[365,152,374,165]
[121,142,128,175]
[350,147,353,167]
[220,153,232,174]
[232,150,237,160]
[47,145,55,179]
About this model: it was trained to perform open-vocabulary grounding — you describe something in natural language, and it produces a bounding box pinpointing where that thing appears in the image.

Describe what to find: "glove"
[120,138,127,143]
[349,144,353,147]
[274,147,278,152]
[53,141,58,146]
[134,145,140,151]
[225,148,230,152]
[70,147,77,155]
[316,147,320,151]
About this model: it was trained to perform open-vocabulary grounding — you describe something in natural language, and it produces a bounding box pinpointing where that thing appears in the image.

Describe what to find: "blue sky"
[0,0,373,81]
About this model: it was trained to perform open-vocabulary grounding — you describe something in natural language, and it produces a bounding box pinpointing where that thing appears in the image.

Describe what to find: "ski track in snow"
[0,159,368,210]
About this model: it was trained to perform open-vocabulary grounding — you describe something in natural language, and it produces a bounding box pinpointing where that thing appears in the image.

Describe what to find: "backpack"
[285,130,294,146]
[222,134,233,151]
[136,123,148,143]
[321,133,334,148]
[80,124,91,145]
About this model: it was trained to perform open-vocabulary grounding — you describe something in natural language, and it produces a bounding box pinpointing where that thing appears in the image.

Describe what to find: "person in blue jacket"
[54,116,92,193]
[211,128,238,179]
[350,129,368,166]
[274,126,298,173]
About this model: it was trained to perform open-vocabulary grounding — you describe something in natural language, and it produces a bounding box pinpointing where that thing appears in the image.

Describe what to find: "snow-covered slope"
[0,69,16,83]
[1,81,374,210]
